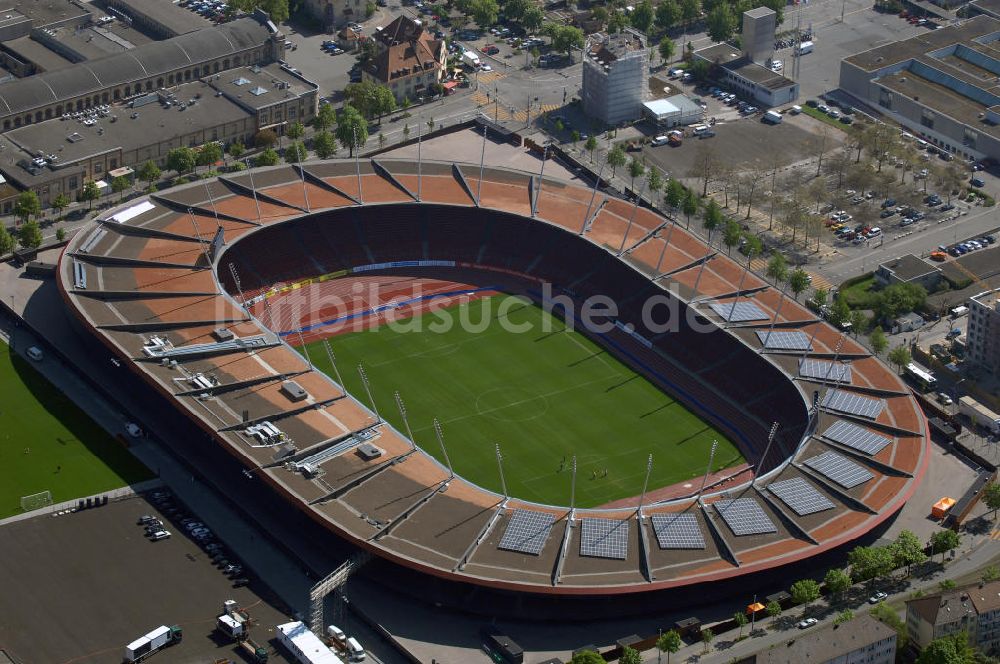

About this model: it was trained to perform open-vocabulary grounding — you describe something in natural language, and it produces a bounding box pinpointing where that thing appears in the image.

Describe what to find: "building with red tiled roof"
[362,15,445,103]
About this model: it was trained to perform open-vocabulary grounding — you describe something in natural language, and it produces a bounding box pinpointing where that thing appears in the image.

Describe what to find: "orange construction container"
[932,497,956,519]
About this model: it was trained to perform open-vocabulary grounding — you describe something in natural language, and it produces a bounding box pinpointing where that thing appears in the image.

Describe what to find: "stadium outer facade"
[58,157,930,600]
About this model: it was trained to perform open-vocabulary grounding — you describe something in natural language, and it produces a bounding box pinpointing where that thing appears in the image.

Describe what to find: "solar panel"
[799,358,852,383]
[804,451,874,489]
[580,518,629,560]
[767,477,836,516]
[755,330,812,351]
[713,498,777,536]
[709,302,768,322]
[821,389,884,419]
[822,420,892,456]
[651,513,706,549]
[498,509,556,555]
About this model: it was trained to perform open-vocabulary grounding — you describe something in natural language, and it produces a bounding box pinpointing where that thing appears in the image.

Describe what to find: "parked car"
[939,203,955,212]
[232,577,250,587]
[150,530,171,541]
[971,177,986,187]
[797,618,818,629]
[936,392,954,405]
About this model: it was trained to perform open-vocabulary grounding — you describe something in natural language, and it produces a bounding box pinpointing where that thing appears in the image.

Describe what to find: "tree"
[254,147,280,167]
[551,25,585,56]
[620,646,642,664]
[682,190,698,228]
[607,11,628,33]
[929,529,961,563]
[665,179,685,209]
[111,175,130,201]
[56,227,66,242]
[829,295,851,329]
[916,632,975,664]
[197,142,223,170]
[765,600,782,618]
[630,0,653,32]
[607,144,627,177]
[254,129,278,149]
[733,611,749,639]
[700,628,713,654]
[870,326,888,356]
[790,579,821,610]
[891,530,928,575]
[871,602,908,651]
[825,568,851,599]
[848,545,895,584]
[690,144,717,196]
[284,141,307,163]
[585,135,598,162]
[313,103,337,132]
[658,37,676,64]
[834,609,854,625]
[228,141,246,162]
[627,156,645,192]
[850,310,867,336]
[14,190,40,223]
[49,193,70,219]
[522,5,544,31]
[702,198,723,241]
[888,344,912,372]
[0,224,15,255]
[656,0,681,32]
[228,0,289,23]
[706,3,736,42]
[469,0,499,27]
[570,651,604,664]
[138,160,161,189]
[741,233,763,259]
[766,252,788,284]
[313,131,336,159]
[813,287,829,308]
[722,219,741,254]
[657,630,682,664]
[983,565,1000,583]
[680,0,700,30]
[336,105,369,157]
[17,220,42,249]
[874,282,927,321]
[166,147,197,175]
[80,181,101,209]
[344,81,396,122]
[984,483,1000,518]
[789,268,810,300]
[646,166,663,195]
[286,121,305,142]
[940,579,958,591]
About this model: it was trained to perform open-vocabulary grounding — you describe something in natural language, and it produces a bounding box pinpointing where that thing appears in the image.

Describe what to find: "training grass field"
[302,295,742,507]
[0,341,152,518]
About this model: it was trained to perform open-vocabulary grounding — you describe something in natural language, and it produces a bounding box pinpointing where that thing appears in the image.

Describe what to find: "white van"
[345,636,366,661]
[790,105,802,114]
[691,124,710,136]
[794,40,814,55]
[326,625,347,645]
[668,67,684,79]
[650,135,669,146]
[763,110,783,124]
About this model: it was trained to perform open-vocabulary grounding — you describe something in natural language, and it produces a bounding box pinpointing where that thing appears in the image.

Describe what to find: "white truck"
[959,396,1000,434]
[461,51,481,69]
[763,110,783,124]
[123,625,182,663]
[794,40,814,55]
[277,621,345,664]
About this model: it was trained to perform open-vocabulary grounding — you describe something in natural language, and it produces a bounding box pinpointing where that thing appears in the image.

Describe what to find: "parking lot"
[0,492,295,664]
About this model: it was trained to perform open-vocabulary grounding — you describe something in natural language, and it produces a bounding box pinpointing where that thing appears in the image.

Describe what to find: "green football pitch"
[0,341,152,518]
[302,295,742,507]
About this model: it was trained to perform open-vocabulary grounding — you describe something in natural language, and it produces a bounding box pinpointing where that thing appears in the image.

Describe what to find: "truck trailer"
[959,396,1000,434]
[123,625,182,663]
[462,51,481,69]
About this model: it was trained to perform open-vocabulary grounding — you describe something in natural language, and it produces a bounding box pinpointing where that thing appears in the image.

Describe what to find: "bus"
[905,362,937,393]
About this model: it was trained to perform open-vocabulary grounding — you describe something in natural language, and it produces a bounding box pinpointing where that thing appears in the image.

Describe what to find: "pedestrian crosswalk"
[476,71,506,84]
[512,103,561,122]
[991,527,1000,541]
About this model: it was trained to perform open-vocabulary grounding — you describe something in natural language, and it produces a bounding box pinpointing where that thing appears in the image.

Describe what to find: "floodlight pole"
[394,391,417,450]
[637,453,653,520]
[752,422,780,488]
[822,335,847,384]
[531,144,549,218]
[759,285,789,352]
[244,158,262,224]
[188,208,211,266]
[569,455,577,520]
[580,158,607,235]
[690,249,713,297]
[433,419,454,478]
[296,328,314,369]
[299,165,311,213]
[477,124,488,204]
[802,316,823,360]
[358,364,380,422]
[495,443,508,499]
[696,440,718,501]
[353,126,363,204]
[750,594,758,634]
[228,262,247,310]
[416,123,423,202]
[619,178,649,254]
[322,340,346,396]
[203,181,221,229]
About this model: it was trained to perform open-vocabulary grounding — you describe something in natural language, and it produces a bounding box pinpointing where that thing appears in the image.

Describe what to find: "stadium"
[58,156,930,606]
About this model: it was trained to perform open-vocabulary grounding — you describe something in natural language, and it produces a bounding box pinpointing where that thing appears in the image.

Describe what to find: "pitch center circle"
[474,386,550,422]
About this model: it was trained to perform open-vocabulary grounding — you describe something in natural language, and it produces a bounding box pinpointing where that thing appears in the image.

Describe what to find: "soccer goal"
[20,490,53,513]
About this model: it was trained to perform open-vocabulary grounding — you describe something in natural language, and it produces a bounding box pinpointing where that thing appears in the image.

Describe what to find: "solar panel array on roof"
[798,358,852,383]
[650,513,706,549]
[767,477,836,516]
[755,330,812,351]
[822,420,892,455]
[821,389,884,419]
[709,302,768,322]
[713,498,777,536]
[804,451,874,488]
[498,509,556,555]
[580,518,629,560]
